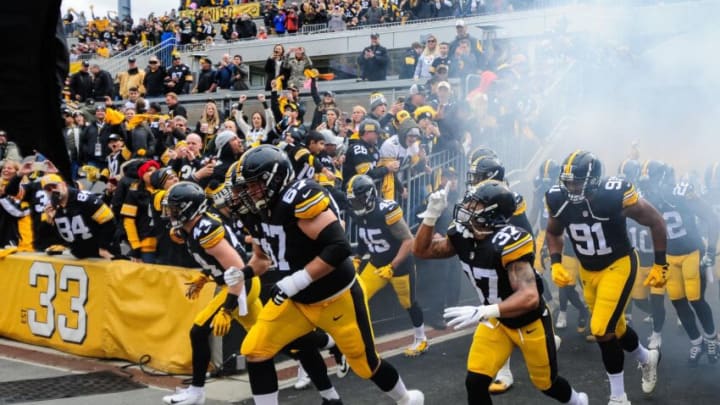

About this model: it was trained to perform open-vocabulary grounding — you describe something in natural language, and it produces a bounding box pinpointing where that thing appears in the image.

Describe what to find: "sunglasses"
[427,39,436,43]
[149,61,158,64]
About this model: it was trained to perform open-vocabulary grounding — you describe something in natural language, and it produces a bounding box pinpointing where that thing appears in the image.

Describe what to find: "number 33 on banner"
[24,262,89,344]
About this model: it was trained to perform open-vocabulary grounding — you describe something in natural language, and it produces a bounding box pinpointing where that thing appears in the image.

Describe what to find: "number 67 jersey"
[545,178,638,271]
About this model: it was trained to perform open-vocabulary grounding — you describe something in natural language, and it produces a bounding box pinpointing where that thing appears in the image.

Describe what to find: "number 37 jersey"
[545,177,638,271]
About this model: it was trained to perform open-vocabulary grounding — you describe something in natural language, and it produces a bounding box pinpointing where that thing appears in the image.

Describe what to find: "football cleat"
[608,393,631,405]
[554,335,562,351]
[336,355,349,378]
[639,349,660,394]
[647,332,662,350]
[578,392,589,405]
[705,338,719,364]
[162,386,205,405]
[688,344,703,367]
[489,362,513,394]
[404,339,429,357]
[294,365,312,390]
[555,311,567,329]
[397,389,424,405]
[321,399,344,405]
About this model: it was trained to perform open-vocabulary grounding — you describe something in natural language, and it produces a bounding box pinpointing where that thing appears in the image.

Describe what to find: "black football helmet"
[454,180,516,235]
[466,156,505,187]
[162,181,208,227]
[468,146,498,165]
[637,160,667,197]
[618,159,641,183]
[559,150,603,203]
[705,162,720,191]
[234,145,295,214]
[535,159,560,190]
[346,174,377,216]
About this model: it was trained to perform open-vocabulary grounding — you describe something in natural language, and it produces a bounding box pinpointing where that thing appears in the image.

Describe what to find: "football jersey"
[257,178,355,304]
[644,182,703,255]
[447,223,543,329]
[120,183,156,241]
[342,139,383,186]
[179,212,249,286]
[352,199,405,268]
[169,156,204,181]
[52,188,115,257]
[627,219,654,267]
[285,144,323,181]
[545,177,638,271]
[510,192,533,234]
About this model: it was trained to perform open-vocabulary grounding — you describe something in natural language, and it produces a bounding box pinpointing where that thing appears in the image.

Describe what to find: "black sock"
[597,338,624,374]
[298,349,332,391]
[247,359,278,395]
[189,325,211,387]
[370,360,400,392]
[541,376,572,403]
[466,371,493,405]
[408,302,424,327]
[650,294,666,333]
[672,298,701,340]
[690,298,716,337]
[617,327,640,352]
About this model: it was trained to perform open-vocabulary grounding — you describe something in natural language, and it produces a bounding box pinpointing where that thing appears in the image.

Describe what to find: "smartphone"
[322,114,328,123]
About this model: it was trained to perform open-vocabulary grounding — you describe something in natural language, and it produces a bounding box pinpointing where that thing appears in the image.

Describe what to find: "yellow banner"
[0,253,214,374]
[179,4,261,20]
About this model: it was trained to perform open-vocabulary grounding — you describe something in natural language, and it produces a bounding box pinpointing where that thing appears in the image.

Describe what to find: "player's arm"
[624,198,667,259]
[248,241,273,276]
[206,237,250,301]
[545,215,565,262]
[297,208,352,280]
[502,259,541,318]
[412,221,456,259]
[388,218,413,269]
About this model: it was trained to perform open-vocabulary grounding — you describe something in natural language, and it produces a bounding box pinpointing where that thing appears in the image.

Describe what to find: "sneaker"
[397,389,424,405]
[639,348,660,394]
[336,354,349,378]
[705,338,719,364]
[643,315,653,324]
[554,335,562,351]
[578,392,589,405]
[608,393,631,405]
[625,313,633,327]
[688,344,703,367]
[647,332,662,350]
[162,386,205,405]
[555,311,567,329]
[404,339,429,357]
[294,365,312,390]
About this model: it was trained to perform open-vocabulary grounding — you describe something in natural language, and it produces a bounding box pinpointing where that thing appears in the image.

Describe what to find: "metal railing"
[99,38,177,78]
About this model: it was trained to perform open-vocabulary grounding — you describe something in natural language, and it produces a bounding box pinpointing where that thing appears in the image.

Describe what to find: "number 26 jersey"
[545,177,638,271]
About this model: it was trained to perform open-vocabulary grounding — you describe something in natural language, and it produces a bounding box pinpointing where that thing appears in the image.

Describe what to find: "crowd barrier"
[0,253,212,374]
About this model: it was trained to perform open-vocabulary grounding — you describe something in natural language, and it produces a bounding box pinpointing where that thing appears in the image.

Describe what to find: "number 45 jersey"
[352,199,405,269]
[545,178,638,271]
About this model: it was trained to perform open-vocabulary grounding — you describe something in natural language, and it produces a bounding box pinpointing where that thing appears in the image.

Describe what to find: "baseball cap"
[370,32,379,39]
[409,84,426,96]
[172,55,181,60]
[437,81,451,90]
[40,174,64,190]
[95,104,106,111]
[128,56,136,63]
[456,20,465,27]
[108,133,122,142]
[322,90,335,98]
[81,60,90,67]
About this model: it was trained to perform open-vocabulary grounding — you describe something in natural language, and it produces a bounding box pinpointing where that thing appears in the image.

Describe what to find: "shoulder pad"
[193,214,225,249]
[285,179,331,220]
[378,199,403,225]
[491,225,534,268]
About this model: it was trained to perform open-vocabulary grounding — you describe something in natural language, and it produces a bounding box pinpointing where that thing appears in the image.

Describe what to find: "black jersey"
[447,223,544,329]
[510,192,533,234]
[170,157,204,181]
[545,177,638,271]
[257,178,355,304]
[644,182,703,256]
[342,139,386,187]
[52,188,115,258]
[120,182,155,242]
[627,219,654,267]
[285,144,323,181]
[353,199,405,269]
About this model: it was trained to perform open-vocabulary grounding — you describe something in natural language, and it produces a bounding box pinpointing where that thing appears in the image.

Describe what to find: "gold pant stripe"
[606,251,637,334]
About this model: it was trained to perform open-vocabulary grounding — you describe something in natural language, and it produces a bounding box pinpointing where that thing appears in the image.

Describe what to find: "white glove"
[701,250,716,268]
[224,266,244,287]
[444,305,500,330]
[418,183,451,225]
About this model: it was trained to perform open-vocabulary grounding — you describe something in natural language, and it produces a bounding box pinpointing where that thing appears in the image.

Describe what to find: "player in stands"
[414,180,589,405]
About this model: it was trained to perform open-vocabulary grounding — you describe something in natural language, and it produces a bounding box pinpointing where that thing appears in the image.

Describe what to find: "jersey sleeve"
[195,216,226,249]
[544,185,564,217]
[380,199,403,226]
[87,193,114,224]
[497,228,534,268]
[621,180,639,208]
[292,180,331,220]
[513,193,527,216]
[120,185,140,218]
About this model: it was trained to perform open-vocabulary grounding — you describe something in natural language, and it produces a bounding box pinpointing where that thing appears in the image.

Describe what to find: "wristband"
[654,251,667,265]
[487,304,501,319]
[242,265,255,280]
[223,293,239,311]
[550,253,562,265]
[422,217,438,227]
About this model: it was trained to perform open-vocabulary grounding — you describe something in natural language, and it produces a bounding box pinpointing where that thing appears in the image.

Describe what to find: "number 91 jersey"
[447,223,544,329]
[352,199,404,268]
[545,177,637,271]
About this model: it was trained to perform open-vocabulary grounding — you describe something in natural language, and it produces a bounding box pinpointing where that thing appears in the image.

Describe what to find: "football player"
[227,145,423,405]
[347,174,428,356]
[161,181,264,405]
[545,150,663,405]
[638,160,719,365]
[703,162,720,299]
[413,180,589,405]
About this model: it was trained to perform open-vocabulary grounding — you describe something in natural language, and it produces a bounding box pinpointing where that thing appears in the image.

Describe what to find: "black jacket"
[92,69,114,100]
[143,66,167,97]
[357,44,389,81]
[80,120,121,164]
[70,70,93,101]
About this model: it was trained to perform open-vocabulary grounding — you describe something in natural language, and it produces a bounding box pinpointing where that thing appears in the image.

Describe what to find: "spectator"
[215,54,236,90]
[450,38,478,78]
[143,56,167,98]
[282,47,312,90]
[123,87,141,110]
[450,19,485,68]
[168,133,204,181]
[232,55,250,90]
[0,130,22,162]
[127,116,156,158]
[310,88,338,130]
[273,9,287,35]
[368,92,391,127]
[236,13,258,39]
[106,133,130,179]
[359,0,385,25]
[165,55,193,95]
[234,94,275,148]
[0,160,28,248]
[90,64,114,101]
[70,61,94,102]
[165,92,188,118]
[327,6,346,32]
[264,44,285,91]
[400,42,424,79]
[122,160,160,263]
[349,105,367,134]
[193,58,217,93]
[404,84,427,115]
[263,1,279,34]
[431,42,452,77]
[357,33,389,81]
[257,26,268,39]
[286,8,300,34]
[116,57,146,99]
[63,112,82,178]
[80,105,119,168]
[414,34,439,80]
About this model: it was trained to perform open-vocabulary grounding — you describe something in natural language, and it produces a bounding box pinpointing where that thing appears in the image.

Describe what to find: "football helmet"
[468,146,498,165]
[535,159,560,190]
[346,174,377,216]
[637,160,667,197]
[163,181,208,227]
[705,162,720,191]
[466,156,505,187]
[454,180,516,235]
[284,125,306,145]
[234,145,295,214]
[559,150,602,203]
[618,159,641,183]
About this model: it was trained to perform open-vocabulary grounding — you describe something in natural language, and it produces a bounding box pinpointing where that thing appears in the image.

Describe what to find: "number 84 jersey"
[545,177,637,271]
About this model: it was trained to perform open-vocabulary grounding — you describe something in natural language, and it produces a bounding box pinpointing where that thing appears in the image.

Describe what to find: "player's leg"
[466,320,514,404]
[563,255,589,333]
[359,262,389,300]
[683,251,718,363]
[666,254,704,365]
[390,262,427,357]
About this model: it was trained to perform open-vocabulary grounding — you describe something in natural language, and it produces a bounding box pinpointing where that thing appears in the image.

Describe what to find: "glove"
[352,256,362,270]
[417,183,450,225]
[224,266,244,287]
[444,305,500,330]
[185,273,208,300]
[211,309,232,336]
[0,247,18,259]
[374,264,394,280]
[551,263,572,287]
[702,249,716,269]
[270,270,313,305]
[644,263,668,288]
